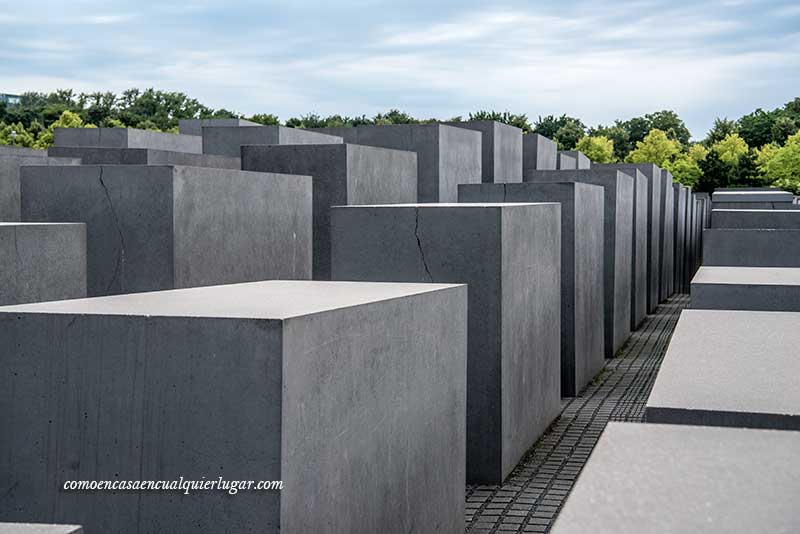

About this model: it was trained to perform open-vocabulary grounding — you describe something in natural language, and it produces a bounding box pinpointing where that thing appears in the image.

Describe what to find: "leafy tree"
[645,110,691,146]
[34,110,95,148]
[664,154,703,188]
[248,113,280,126]
[589,124,630,162]
[758,131,800,193]
[554,121,585,150]
[533,114,586,145]
[575,135,615,163]
[372,109,418,125]
[711,133,749,166]
[688,143,709,162]
[737,108,778,148]
[0,122,36,147]
[626,129,681,167]
[468,111,532,133]
[698,150,733,191]
[771,116,797,145]
[704,118,738,146]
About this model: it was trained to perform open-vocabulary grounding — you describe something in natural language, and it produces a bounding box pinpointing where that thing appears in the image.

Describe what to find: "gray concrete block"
[549,422,800,534]
[696,192,711,228]
[682,186,694,292]
[0,280,467,534]
[21,165,312,296]
[202,125,343,157]
[712,209,800,229]
[458,182,604,397]
[0,155,81,220]
[444,120,522,183]
[0,223,86,305]
[330,203,561,483]
[647,309,800,429]
[0,146,47,157]
[711,200,800,210]
[672,184,687,293]
[522,133,557,172]
[54,127,202,154]
[178,118,260,136]
[0,524,83,534]
[523,170,633,356]
[314,123,481,202]
[48,146,240,169]
[692,197,702,274]
[702,229,800,267]
[556,152,577,170]
[559,150,591,169]
[241,144,417,280]
[712,190,794,203]
[691,266,800,312]
[659,170,675,299]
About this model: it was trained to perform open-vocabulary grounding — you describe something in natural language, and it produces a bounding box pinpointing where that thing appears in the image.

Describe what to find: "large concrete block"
[702,229,800,267]
[712,208,800,229]
[525,170,634,355]
[314,123,482,202]
[21,165,311,296]
[559,150,591,169]
[691,266,800,311]
[54,127,202,154]
[549,422,800,534]
[48,146,240,169]
[647,309,800,429]
[0,525,83,534]
[712,189,794,204]
[241,144,417,280]
[0,280,467,534]
[556,152,577,170]
[672,184,687,294]
[0,223,86,305]
[659,170,675,299]
[201,125,342,157]
[682,186,694,292]
[0,146,48,157]
[458,182,604,397]
[696,191,711,228]
[522,133,557,172]
[330,203,561,483]
[444,120,522,183]
[0,155,80,220]
[178,118,259,136]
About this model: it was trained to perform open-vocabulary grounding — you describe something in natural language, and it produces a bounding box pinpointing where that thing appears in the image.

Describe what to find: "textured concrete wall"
[0,281,467,534]
[444,120,522,183]
[712,209,800,229]
[21,165,312,296]
[522,134,557,173]
[459,182,604,397]
[523,169,632,357]
[178,118,259,136]
[691,266,800,312]
[660,171,675,299]
[330,203,561,483]
[647,309,800,430]
[48,146,241,169]
[557,153,577,170]
[241,144,417,279]
[54,128,202,154]
[0,223,86,305]
[0,156,81,220]
[559,151,591,169]
[702,229,800,267]
[201,125,342,157]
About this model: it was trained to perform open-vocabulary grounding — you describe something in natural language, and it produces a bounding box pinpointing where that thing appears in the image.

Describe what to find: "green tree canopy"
[574,135,616,163]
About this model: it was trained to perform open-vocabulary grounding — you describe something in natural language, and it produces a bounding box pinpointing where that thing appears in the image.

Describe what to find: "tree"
[711,133,749,166]
[664,154,702,188]
[688,143,709,162]
[704,117,738,146]
[758,131,800,194]
[626,129,681,167]
[737,108,777,148]
[248,114,280,126]
[575,135,615,163]
[554,120,585,150]
[533,114,586,145]
[698,150,733,191]
[468,111,532,133]
[771,116,798,145]
[0,122,36,147]
[589,124,630,162]
[34,110,95,149]
[645,110,691,146]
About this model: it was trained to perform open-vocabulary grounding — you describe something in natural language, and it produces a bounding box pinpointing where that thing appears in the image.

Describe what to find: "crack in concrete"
[503,183,508,203]
[98,167,126,293]
[413,208,434,282]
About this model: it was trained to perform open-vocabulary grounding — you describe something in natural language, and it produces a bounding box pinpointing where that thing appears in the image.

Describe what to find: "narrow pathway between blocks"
[465,294,689,533]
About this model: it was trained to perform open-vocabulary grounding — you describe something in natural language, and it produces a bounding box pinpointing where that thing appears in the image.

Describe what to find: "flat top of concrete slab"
[647,309,800,417]
[693,266,800,285]
[333,202,558,208]
[0,525,82,534]
[712,209,800,213]
[0,222,84,227]
[549,422,800,534]
[0,280,464,320]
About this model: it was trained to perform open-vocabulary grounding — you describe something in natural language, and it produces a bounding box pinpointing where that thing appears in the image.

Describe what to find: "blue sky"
[1,0,799,139]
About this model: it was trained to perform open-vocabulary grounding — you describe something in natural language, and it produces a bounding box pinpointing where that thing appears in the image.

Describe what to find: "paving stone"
[54,127,202,154]
[241,143,417,280]
[0,525,82,534]
[522,134,557,173]
[0,156,80,220]
[21,165,312,296]
[0,281,467,534]
[549,422,800,534]
[330,203,561,484]
[48,146,240,169]
[702,228,800,267]
[458,182,604,396]
[444,120,522,183]
[178,118,259,136]
[691,266,800,311]
[712,208,800,229]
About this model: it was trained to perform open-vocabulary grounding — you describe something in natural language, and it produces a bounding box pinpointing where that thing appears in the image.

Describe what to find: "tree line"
[1,88,798,193]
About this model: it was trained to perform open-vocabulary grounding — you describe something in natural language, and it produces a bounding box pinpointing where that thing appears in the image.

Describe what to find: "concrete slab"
[1,155,81,220]
[696,192,711,228]
[673,184,687,294]
[241,144,417,280]
[330,203,561,483]
[458,182,604,397]
[659,170,675,299]
[21,165,312,296]
[178,118,260,136]
[647,309,800,429]
[712,190,794,203]
[0,280,467,534]
[314,123,482,202]
[703,229,800,267]
[54,127,202,154]
[712,209,800,229]
[0,146,47,157]
[691,266,800,311]
[0,223,86,305]
[48,146,240,169]
[524,170,633,355]
[556,153,577,170]
[201,125,342,157]
[0,524,83,534]
[444,120,522,183]
[711,201,800,210]
[549,422,800,534]
[559,150,591,169]
[682,187,694,292]
[522,133,557,172]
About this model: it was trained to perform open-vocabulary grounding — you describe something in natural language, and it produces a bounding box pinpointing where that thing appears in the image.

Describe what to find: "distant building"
[0,94,21,107]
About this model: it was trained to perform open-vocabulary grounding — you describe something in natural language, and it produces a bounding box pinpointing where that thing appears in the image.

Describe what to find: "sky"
[1,0,799,139]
